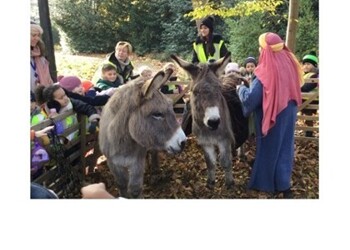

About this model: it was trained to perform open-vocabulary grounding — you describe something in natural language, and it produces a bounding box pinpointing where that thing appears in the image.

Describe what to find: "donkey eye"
[151,112,164,120]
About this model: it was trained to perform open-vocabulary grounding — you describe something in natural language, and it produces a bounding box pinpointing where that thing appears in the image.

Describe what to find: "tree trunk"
[286,0,299,53]
[38,0,57,82]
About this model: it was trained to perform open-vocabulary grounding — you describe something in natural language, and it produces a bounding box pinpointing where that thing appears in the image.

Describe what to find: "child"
[35,84,101,139]
[301,51,319,92]
[96,63,123,90]
[93,41,137,84]
[300,51,319,137]
[221,62,249,88]
[242,56,257,83]
[59,75,113,106]
[160,62,182,94]
[138,65,154,80]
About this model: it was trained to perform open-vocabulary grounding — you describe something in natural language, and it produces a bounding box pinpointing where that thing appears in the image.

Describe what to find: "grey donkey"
[98,69,187,198]
[171,53,238,189]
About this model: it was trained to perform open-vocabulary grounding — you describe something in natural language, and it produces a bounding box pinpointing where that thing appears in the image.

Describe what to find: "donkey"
[98,69,187,198]
[171,53,248,189]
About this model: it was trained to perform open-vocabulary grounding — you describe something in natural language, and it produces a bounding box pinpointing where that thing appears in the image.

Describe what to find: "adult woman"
[182,16,231,135]
[92,41,138,84]
[192,16,229,64]
[30,22,53,91]
[236,32,302,198]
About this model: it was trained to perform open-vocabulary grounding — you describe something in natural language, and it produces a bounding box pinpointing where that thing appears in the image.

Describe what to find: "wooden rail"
[30,110,98,198]
[295,78,319,141]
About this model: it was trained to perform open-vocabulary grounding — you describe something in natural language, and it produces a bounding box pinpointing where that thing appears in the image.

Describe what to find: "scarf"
[31,46,53,87]
[254,32,302,136]
[117,57,130,71]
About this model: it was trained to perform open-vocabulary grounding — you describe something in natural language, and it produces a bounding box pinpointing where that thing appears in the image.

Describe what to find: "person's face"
[165,64,177,76]
[245,62,256,74]
[31,101,37,113]
[103,69,118,82]
[31,31,41,47]
[115,46,129,61]
[53,88,70,107]
[200,25,210,38]
[141,69,153,80]
[302,62,315,73]
[72,86,85,96]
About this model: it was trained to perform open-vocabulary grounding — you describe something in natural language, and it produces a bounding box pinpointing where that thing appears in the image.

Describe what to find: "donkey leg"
[108,159,128,198]
[202,145,217,189]
[218,142,234,189]
[128,161,146,198]
[150,150,160,174]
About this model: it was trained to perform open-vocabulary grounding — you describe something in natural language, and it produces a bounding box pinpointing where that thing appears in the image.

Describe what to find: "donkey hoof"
[225,181,235,190]
[206,180,215,190]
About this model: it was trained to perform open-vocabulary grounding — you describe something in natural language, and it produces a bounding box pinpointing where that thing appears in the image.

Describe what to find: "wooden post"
[286,0,299,53]
[38,0,57,82]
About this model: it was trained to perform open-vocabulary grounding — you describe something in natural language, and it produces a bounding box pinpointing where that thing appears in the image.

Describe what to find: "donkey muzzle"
[207,118,220,130]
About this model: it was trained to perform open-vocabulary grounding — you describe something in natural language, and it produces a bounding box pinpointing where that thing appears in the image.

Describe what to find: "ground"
[55,52,319,199]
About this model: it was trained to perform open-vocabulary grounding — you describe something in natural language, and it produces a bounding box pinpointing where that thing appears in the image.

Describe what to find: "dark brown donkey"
[98,69,187,198]
[171,53,248,189]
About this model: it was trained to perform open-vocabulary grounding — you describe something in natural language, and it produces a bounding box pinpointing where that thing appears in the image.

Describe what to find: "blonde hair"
[115,41,133,54]
[31,23,43,35]
[162,62,177,75]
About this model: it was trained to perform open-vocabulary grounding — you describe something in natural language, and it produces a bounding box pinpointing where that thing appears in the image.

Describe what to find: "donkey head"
[171,53,231,131]
[128,68,187,153]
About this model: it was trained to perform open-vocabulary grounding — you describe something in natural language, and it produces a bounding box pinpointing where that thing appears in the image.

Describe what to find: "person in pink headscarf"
[236,32,302,198]
[30,22,53,91]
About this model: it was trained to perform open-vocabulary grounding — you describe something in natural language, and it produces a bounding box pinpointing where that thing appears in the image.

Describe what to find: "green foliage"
[52,0,132,53]
[186,0,283,19]
[295,0,319,59]
[158,0,196,60]
[48,0,318,64]
[225,13,264,65]
[225,0,318,64]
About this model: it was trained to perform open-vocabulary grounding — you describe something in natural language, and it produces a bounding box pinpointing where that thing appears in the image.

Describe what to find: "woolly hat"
[59,76,81,91]
[244,56,257,67]
[200,16,214,32]
[225,62,240,74]
[81,80,94,93]
[302,51,318,67]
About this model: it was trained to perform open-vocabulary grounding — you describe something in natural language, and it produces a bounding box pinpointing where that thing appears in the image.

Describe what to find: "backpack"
[31,139,50,177]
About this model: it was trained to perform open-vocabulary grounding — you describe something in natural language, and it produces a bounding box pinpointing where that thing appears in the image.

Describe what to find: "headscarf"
[254,32,302,136]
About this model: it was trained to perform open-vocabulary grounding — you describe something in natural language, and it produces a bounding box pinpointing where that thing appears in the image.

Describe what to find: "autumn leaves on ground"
[56,52,319,199]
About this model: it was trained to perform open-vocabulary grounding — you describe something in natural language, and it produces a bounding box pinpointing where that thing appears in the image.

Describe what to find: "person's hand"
[88,120,99,134]
[35,125,55,137]
[81,183,114,199]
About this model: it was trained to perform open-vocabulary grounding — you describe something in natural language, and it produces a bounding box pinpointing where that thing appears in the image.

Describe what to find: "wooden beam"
[38,0,57,82]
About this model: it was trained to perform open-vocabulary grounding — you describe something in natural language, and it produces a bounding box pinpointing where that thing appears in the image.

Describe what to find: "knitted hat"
[59,76,81,91]
[200,16,214,33]
[225,62,240,74]
[81,80,94,93]
[244,56,257,67]
[302,51,318,67]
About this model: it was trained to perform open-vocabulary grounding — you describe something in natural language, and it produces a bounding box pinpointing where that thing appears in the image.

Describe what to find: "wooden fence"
[30,79,318,197]
[31,110,98,198]
[295,78,319,141]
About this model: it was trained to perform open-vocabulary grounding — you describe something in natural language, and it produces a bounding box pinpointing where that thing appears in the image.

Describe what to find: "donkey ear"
[141,69,172,99]
[170,54,199,79]
[209,52,231,77]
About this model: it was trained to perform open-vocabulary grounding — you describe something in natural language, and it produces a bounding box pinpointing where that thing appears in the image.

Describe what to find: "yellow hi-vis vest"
[193,40,224,63]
